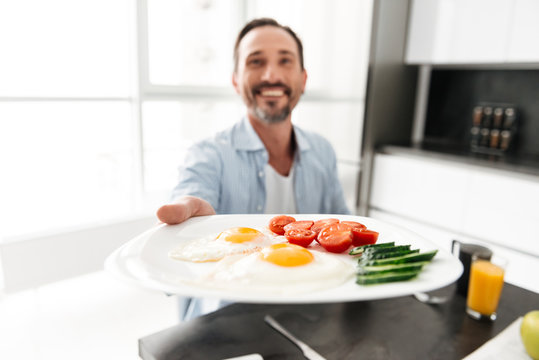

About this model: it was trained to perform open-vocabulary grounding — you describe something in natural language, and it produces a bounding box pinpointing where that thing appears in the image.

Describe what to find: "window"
[142,100,243,204]
[147,0,240,87]
[0,0,131,97]
[0,102,134,236]
[0,0,134,238]
[142,0,373,210]
[0,0,372,248]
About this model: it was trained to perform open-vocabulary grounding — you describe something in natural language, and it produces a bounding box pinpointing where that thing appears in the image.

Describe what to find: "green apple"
[521,310,539,360]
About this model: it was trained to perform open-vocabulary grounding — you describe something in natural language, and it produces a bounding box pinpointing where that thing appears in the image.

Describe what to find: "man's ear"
[232,72,240,94]
[301,69,308,94]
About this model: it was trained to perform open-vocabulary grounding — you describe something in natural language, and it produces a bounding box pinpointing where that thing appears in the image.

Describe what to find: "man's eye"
[248,59,263,66]
[280,58,293,65]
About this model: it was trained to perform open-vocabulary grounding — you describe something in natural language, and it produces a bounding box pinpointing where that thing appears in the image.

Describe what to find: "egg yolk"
[260,243,314,267]
[217,227,263,243]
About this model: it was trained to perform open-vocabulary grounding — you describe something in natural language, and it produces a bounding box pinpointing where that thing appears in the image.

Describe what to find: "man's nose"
[261,64,282,83]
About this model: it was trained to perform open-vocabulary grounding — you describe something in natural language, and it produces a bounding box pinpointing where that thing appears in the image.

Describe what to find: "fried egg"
[198,243,355,294]
[169,227,281,262]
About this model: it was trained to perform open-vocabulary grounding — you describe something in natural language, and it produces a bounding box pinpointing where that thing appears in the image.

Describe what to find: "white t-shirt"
[184,164,297,320]
[264,163,297,214]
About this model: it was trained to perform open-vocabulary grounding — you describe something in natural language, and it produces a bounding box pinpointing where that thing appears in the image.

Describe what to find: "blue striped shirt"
[171,117,350,215]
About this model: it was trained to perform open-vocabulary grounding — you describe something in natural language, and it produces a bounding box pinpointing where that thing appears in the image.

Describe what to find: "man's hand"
[156,196,216,225]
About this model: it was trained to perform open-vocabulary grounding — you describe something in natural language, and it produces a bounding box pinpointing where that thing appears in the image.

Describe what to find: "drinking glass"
[466,253,507,321]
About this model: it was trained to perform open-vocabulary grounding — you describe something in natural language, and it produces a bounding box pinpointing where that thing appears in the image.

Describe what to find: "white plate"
[105,214,462,304]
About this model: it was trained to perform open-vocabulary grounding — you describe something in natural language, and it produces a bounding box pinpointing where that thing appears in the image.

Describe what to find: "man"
[157,18,349,319]
[157,18,349,226]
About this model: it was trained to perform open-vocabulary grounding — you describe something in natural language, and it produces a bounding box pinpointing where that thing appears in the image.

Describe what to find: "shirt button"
[257,205,262,211]
[258,171,264,177]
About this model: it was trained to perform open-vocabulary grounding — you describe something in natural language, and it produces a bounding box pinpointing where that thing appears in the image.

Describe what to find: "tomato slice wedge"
[317,223,353,253]
[311,218,340,235]
[284,228,317,248]
[268,215,296,235]
[340,221,367,231]
[352,229,379,246]
[340,221,368,246]
[283,220,314,233]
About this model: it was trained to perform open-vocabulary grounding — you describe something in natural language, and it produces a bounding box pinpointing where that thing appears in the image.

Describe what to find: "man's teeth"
[260,90,284,96]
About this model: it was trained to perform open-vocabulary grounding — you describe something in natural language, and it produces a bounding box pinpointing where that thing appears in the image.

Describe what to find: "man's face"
[233,26,307,124]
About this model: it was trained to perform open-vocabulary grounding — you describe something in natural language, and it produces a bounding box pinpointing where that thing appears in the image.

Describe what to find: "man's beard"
[250,81,293,124]
[253,102,291,124]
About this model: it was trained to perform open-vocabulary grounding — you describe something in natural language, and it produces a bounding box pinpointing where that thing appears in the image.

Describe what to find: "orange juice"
[467,259,505,315]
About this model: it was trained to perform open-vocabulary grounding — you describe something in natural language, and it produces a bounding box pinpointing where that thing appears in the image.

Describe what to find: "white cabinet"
[369,153,539,293]
[507,0,539,62]
[463,170,539,256]
[370,153,468,229]
[406,0,539,64]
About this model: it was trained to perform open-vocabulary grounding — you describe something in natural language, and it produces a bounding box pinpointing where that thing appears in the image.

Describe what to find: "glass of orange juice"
[466,252,507,321]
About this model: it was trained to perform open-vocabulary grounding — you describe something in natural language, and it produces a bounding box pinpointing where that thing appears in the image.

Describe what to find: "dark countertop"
[139,283,539,360]
[379,144,539,179]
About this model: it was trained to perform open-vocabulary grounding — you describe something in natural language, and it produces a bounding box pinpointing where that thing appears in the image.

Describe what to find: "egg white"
[168,227,282,262]
[196,248,355,295]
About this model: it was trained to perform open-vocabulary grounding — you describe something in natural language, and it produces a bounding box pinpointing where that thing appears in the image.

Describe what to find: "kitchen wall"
[424,69,539,158]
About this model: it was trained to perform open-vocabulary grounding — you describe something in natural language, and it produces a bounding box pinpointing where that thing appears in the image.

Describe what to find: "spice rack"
[470,103,518,156]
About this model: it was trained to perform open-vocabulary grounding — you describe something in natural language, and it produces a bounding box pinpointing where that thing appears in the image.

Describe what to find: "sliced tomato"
[285,228,317,248]
[341,221,367,231]
[317,223,353,253]
[340,221,368,246]
[352,229,379,246]
[311,218,340,235]
[268,215,296,235]
[283,220,314,233]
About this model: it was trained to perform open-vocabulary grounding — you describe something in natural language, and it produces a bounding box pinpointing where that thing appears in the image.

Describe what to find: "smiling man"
[233,20,306,126]
[157,17,349,321]
[157,18,349,226]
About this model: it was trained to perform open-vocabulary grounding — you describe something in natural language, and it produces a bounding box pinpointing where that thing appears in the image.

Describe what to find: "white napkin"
[463,317,530,360]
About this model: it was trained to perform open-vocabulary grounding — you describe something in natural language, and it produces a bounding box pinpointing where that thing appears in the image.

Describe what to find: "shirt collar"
[292,124,311,153]
[231,117,266,151]
[232,117,311,153]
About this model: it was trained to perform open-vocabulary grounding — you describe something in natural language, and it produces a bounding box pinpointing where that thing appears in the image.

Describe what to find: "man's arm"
[156,196,216,225]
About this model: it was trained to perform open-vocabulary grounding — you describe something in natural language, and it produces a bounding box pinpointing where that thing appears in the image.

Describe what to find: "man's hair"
[233,18,304,72]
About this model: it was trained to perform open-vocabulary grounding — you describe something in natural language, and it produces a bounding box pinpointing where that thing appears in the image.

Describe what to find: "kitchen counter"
[379,144,539,179]
[138,283,538,360]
